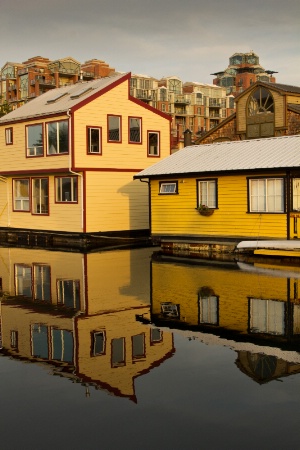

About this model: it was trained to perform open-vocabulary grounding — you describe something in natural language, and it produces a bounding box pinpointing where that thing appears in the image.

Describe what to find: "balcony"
[32,77,56,87]
[17,68,28,76]
[174,95,190,105]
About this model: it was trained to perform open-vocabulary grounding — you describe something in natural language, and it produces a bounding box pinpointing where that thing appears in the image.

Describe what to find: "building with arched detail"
[195,81,300,145]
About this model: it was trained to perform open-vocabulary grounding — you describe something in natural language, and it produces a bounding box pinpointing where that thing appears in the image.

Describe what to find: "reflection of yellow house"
[0,247,174,400]
[151,254,300,344]
[0,72,171,247]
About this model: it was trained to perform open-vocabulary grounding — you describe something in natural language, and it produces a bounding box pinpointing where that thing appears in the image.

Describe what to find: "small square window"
[159,181,177,194]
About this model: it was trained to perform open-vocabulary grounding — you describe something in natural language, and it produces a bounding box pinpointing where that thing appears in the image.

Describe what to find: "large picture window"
[55,176,78,203]
[129,117,141,143]
[13,179,30,211]
[198,179,217,208]
[87,127,101,154]
[26,124,43,156]
[249,178,284,213]
[47,120,69,154]
[32,178,49,214]
[108,115,121,142]
[148,131,160,156]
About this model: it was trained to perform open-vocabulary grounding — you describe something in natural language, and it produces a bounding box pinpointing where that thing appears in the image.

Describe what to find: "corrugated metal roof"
[0,72,127,123]
[134,135,300,178]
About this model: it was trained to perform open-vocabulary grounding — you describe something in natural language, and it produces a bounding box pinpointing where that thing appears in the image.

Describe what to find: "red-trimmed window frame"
[147,130,160,157]
[54,175,78,204]
[31,177,49,216]
[25,123,44,158]
[86,126,102,155]
[5,127,13,145]
[12,178,30,212]
[128,116,142,144]
[46,119,69,156]
[107,114,122,143]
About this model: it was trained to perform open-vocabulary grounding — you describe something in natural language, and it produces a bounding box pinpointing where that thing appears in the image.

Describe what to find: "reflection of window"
[249,178,284,213]
[47,120,69,154]
[129,117,141,143]
[92,331,106,356]
[292,179,300,211]
[132,334,145,360]
[15,264,32,297]
[10,331,18,350]
[34,264,51,302]
[13,179,30,211]
[108,115,121,142]
[57,280,80,309]
[55,176,78,202]
[87,127,101,154]
[293,304,300,334]
[150,328,163,344]
[5,127,13,145]
[148,131,160,156]
[111,337,125,367]
[32,178,49,214]
[198,179,217,208]
[51,329,73,362]
[31,324,49,359]
[161,302,179,318]
[250,298,285,335]
[199,295,219,325]
[159,181,177,194]
[26,124,43,156]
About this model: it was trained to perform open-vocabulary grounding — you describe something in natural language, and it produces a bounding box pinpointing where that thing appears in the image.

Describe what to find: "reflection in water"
[0,247,174,402]
[1,247,300,448]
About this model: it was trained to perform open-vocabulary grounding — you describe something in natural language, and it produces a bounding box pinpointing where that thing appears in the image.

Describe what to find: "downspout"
[0,176,10,227]
[67,109,84,232]
[139,178,151,235]
[286,171,291,240]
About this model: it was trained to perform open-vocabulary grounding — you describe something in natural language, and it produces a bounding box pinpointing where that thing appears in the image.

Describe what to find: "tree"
[0,96,12,117]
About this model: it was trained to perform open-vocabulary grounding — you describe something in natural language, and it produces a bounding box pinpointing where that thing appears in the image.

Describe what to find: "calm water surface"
[0,246,300,449]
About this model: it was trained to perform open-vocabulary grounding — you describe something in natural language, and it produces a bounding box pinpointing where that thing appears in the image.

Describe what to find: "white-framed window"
[250,298,285,335]
[249,178,284,212]
[55,176,78,203]
[57,279,80,309]
[26,124,43,156]
[199,295,219,325]
[5,127,13,145]
[148,131,160,156]
[129,117,141,143]
[32,178,49,214]
[13,178,30,211]
[161,302,179,318]
[87,127,101,154]
[47,120,69,154]
[159,181,178,194]
[92,331,106,356]
[198,179,217,208]
[15,264,32,297]
[108,115,121,142]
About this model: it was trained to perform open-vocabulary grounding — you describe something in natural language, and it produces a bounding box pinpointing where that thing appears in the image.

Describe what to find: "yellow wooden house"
[0,72,171,248]
[134,135,300,242]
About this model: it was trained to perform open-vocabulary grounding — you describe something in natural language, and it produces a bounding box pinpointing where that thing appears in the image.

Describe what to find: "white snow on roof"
[135,135,300,177]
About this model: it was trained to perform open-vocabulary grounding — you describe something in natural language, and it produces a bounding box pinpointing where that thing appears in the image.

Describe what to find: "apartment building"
[0,55,115,111]
[211,51,277,96]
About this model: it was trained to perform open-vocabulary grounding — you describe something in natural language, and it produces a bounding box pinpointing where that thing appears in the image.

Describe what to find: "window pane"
[293,179,300,211]
[48,122,58,153]
[89,128,100,153]
[34,265,51,302]
[27,124,43,156]
[129,118,141,142]
[32,178,48,214]
[56,177,77,202]
[52,329,73,362]
[199,180,216,208]
[58,121,69,153]
[148,132,159,155]
[108,116,120,141]
[15,265,32,296]
[14,179,29,211]
[132,334,145,358]
[32,324,49,359]
[112,337,125,367]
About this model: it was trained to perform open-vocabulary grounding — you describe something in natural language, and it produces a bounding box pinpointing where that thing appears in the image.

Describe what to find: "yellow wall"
[150,174,288,239]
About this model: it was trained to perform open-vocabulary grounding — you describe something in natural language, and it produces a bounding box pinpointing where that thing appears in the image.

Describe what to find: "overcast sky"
[1,0,299,85]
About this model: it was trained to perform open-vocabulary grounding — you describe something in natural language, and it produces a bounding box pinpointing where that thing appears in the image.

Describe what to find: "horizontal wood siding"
[150,175,287,239]
[85,171,149,232]
[0,115,70,173]
[273,91,285,128]
[0,175,82,232]
[73,81,170,169]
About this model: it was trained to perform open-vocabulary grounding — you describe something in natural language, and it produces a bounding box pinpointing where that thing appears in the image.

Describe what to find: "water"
[0,246,300,449]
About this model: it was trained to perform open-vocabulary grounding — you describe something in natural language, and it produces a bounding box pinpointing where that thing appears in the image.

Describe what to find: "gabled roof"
[0,73,129,123]
[134,135,300,179]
